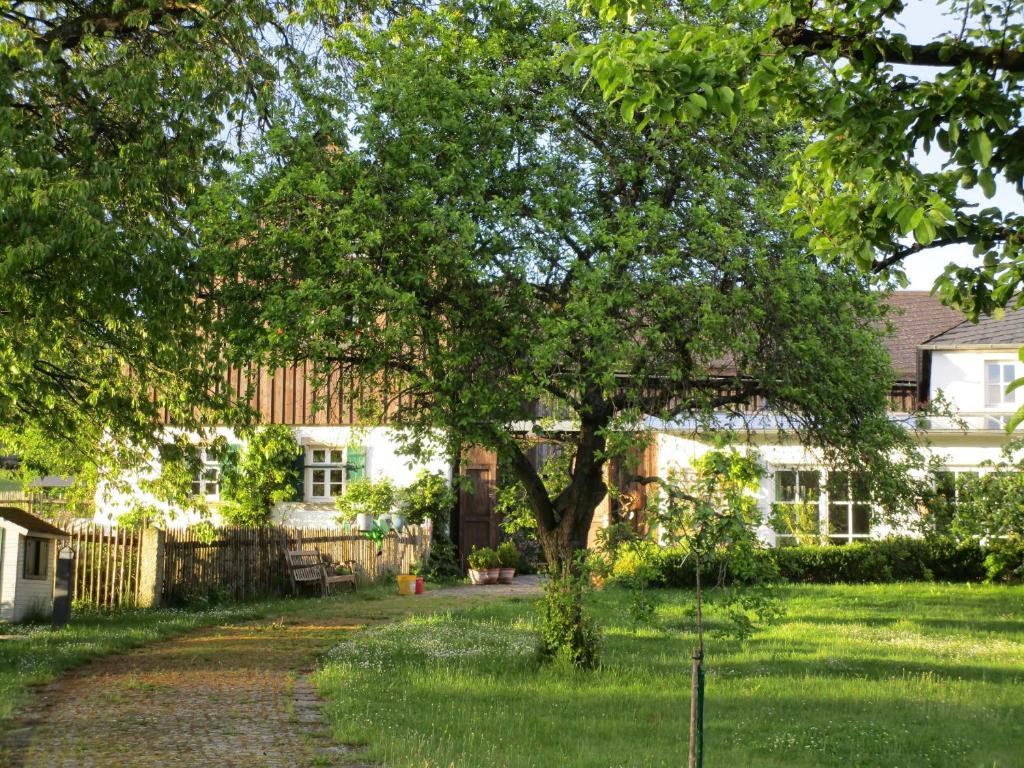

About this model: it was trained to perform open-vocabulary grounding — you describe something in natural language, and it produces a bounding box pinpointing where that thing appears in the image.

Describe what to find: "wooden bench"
[285,549,358,597]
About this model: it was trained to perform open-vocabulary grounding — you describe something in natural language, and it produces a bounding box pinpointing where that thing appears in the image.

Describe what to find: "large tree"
[576,0,1024,317]
[0,1,304,479]
[210,0,915,578]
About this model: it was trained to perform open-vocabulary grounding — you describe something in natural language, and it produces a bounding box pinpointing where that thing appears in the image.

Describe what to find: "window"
[23,537,49,580]
[826,472,871,544]
[190,452,221,498]
[772,470,821,544]
[308,448,346,500]
[928,470,978,533]
[985,361,1016,407]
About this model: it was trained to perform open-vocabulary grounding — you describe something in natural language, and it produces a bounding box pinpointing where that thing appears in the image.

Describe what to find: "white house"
[652,292,1024,545]
[0,507,67,623]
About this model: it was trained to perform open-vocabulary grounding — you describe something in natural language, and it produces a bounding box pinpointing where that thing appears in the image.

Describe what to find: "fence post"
[138,528,166,608]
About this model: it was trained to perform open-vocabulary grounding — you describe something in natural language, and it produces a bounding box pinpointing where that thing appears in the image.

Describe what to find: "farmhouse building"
[94,291,1023,558]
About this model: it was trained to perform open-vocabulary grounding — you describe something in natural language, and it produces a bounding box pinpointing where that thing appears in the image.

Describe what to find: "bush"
[538,571,601,669]
[335,477,397,525]
[496,541,519,568]
[607,536,1021,587]
[399,471,455,529]
[984,539,1024,583]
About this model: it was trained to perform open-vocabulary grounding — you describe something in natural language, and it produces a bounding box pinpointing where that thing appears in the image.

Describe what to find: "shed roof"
[882,292,965,380]
[923,306,1024,348]
[0,507,67,537]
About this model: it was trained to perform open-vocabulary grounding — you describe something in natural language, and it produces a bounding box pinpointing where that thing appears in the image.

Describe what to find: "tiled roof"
[0,506,67,537]
[882,292,965,381]
[923,306,1024,348]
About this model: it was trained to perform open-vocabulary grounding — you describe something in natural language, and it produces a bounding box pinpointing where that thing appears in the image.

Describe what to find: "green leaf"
[895,205,924,236]
[914,218,937,246]
[969,132,993,168]
[978,168,996,198]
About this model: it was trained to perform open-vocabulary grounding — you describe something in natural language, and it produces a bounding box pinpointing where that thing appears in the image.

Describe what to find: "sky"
[886,1,1021,290]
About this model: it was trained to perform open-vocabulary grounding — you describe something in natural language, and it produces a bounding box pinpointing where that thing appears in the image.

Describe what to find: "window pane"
[934,471,955,500]
[988,363,1001,382]
[986,383,1003,406]
[799,471,820,501]
[330,481,344,497]
[775,471,797,502]
[1004,364,1015,384]
[191,479,203,496]
[312,449,326,464]
[312,482,325,497]
[852,504,871,534]
[828,504,849,535]
[827,472,849,501]
[205,481,218,495]
[331,450,344,464]
[312,469,325,484]
[851,473,870,501]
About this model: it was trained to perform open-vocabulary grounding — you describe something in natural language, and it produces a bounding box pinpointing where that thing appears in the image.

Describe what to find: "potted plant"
[335,477,398,533]
[485,547,501,584]
[467,546,492,585]
[496,541,518,583]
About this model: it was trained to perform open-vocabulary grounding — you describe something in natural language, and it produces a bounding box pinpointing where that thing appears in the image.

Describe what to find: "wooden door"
[457,449,498,570]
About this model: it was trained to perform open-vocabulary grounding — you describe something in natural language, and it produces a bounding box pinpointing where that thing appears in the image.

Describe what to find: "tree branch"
[775,25,1024,73]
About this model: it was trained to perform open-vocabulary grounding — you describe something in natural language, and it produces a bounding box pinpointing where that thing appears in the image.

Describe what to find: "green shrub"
[335,477,397,525]
[399,471,455,529]
[467,546,495,570]
[983,539,1024,583]
[538,570,601,669]
[415,533,462,582]
[611,537,1014,586]
[496,541,519,568]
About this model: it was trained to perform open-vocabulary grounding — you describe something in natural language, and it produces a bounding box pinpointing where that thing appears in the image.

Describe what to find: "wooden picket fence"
[67,524,144,609]
[162,525,430,603]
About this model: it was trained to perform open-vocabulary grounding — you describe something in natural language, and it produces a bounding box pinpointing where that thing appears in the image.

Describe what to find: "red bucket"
[415,576,424,594]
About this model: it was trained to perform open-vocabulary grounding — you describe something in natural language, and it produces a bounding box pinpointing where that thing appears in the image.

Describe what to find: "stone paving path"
[1,578,540,768]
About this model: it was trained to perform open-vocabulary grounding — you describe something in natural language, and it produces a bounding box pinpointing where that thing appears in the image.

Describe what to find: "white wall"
[0,524,19,622]
[0,527,55,623]
[930,349,1019,414]
[654,431,1017,546]
[95,426,450,530]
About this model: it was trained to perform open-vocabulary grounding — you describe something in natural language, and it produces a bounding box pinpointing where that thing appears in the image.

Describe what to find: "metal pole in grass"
[688,550,705,768]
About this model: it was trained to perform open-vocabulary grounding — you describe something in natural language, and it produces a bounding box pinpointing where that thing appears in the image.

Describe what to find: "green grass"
[315,583,1024,768]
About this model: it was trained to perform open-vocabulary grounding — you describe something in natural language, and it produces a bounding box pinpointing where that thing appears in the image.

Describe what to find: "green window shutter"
[292,450,306,500]
[346,447,366,481]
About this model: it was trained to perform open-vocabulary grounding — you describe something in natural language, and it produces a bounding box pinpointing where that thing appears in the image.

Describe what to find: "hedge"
[610,537,1023,587]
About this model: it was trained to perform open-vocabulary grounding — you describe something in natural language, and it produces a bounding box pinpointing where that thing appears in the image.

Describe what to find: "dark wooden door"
[457,449,498,569]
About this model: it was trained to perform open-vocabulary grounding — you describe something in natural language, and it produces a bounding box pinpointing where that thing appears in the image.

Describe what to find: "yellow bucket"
[397,574,417,596]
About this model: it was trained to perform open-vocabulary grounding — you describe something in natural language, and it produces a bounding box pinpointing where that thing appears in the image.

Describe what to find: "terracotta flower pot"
[498,567,516,584]
[469,568,488,585]
[485,567,500,584]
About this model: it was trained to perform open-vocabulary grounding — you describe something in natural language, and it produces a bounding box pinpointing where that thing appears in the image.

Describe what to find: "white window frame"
[984,360,1016,407]
[772,468,822,544]
[826,471,872,544]
[306,447,347,502]
[190,451,221,500]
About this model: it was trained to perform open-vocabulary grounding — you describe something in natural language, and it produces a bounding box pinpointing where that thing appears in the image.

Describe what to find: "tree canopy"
[576,0,1024,318]
[209,0,918,568]
[0,0,301,479]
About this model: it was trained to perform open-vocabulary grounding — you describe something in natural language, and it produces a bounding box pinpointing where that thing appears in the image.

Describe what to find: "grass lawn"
[316,583,1024,768]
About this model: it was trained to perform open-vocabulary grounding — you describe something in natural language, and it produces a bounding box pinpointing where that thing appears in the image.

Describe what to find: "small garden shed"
[0,506,67,622]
